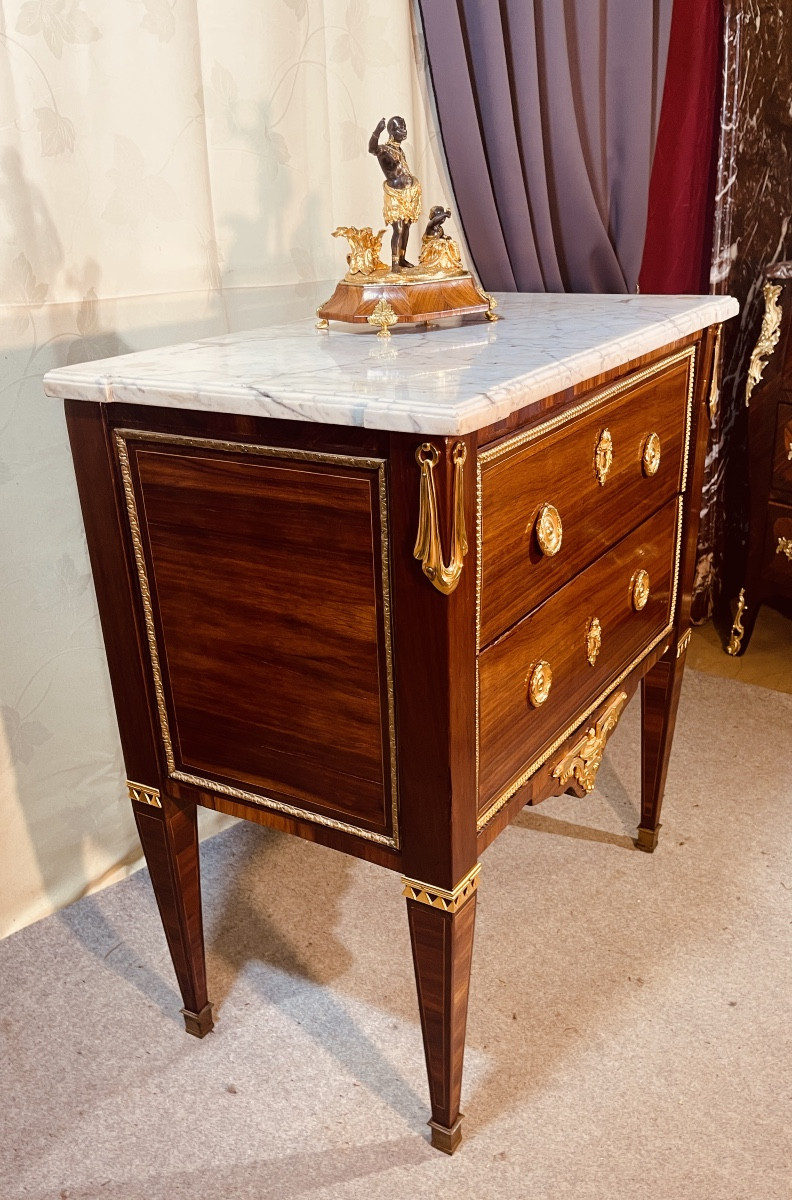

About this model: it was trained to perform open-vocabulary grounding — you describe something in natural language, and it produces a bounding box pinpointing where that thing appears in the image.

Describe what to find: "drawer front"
[116,430,399,848]
[765,502,792,583]
[478,497,681,818]
[772,403,792,493]
[478,348,694,646]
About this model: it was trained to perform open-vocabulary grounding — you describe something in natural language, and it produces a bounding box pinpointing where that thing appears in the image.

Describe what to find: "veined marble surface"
[43,293,738,435]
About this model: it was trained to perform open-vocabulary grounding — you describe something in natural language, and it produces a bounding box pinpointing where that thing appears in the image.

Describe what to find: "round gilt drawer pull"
[631,568,650,611]
[535,503,563,556]
[595,428,613,485]
[586,617,602,666]
[642,432,661,476]
[526,660,553,707]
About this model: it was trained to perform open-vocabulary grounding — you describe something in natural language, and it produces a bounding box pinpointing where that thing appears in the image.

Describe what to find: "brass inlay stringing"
[776,536,792,562]
[677,628,692,658]
[115,434,177,776]
[745,283,783,405]
[642,432,661,476]
[414,441,468,595]
[127,781,162,808]
[534,503,563,556]
[586,617,602,666]
[367,298,397,338]
[402,864,481,913]
[631,569,650,611]
[595,428,613,485]
[551,692,628,795]
[726,588,747,656]
[526,660,552,708]
[708,323,723,421]
[114,430,400,849]
[476,497,685,832]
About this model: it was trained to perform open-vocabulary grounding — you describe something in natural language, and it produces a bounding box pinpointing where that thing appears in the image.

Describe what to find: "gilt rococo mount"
[316,115,496,335]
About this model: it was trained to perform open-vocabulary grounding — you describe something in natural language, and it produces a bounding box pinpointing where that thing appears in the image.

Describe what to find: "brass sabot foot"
[181,1002,215,1038]
[635,825,661,853]
[428,1114,464,1154]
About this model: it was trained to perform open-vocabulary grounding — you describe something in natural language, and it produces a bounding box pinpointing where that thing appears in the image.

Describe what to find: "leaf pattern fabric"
[0,0,451,937]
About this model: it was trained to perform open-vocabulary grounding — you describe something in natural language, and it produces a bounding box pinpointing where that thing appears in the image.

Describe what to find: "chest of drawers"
[727,263,792,654]
[45,293,735,1154]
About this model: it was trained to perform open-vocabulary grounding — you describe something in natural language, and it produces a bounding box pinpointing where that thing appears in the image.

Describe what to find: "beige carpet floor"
[688,603,792,695]
[1,668,791,1200]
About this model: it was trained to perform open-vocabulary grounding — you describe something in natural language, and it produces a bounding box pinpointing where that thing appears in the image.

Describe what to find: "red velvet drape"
[639,0,723,294]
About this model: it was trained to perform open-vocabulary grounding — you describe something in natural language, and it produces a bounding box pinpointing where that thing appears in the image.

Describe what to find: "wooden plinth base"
[316,272,494,330]
[429,1115,464,1154]
[181,1002,215,1038]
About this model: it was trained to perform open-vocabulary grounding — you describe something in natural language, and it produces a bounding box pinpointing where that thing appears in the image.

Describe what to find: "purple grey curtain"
[417,0,674,293]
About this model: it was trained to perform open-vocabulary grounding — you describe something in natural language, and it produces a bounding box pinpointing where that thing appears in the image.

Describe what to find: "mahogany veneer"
[62,319,723,1155]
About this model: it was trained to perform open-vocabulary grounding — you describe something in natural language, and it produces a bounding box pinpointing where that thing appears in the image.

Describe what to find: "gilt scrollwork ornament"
[526,660,553,708]
[776,537,792,562]
[745,283,783,405]
[413,441,468,595]
[726,588,747,656]
[708,323,723,421]
[551,691,628,794]
[534,503,563,556]
[642,432,661,477]
[332,225,389,275]
[585,617,602,666]
[483,292,499,321]
[367,299,397,338]
[595,428,613,485]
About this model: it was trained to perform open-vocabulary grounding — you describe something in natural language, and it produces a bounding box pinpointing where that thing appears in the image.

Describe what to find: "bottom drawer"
[478,496,681,814]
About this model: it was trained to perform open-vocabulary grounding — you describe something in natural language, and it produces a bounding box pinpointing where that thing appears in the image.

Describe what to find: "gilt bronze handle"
[535,503,563,556]
[595,428,613,485]
[526,660,553,707]
[631,569,650,611]
[642,432,661,476]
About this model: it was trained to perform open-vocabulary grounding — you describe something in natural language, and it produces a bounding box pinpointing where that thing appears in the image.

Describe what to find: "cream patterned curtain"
[0,0,451,937]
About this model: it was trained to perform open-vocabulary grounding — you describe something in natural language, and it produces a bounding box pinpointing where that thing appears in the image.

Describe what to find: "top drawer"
[478,347,695,646]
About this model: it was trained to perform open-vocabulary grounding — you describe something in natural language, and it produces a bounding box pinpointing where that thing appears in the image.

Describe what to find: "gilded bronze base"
[181,1002,215,1038]
[428,1114,464,1154]
[635,825,661,853]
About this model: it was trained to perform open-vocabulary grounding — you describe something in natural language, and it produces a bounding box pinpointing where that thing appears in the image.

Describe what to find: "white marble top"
[43,293,738,435]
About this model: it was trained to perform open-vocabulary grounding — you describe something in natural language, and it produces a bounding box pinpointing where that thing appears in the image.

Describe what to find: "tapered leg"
[133,795,214,1036]
[405,872,478,1154]
[638,639,688,852]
